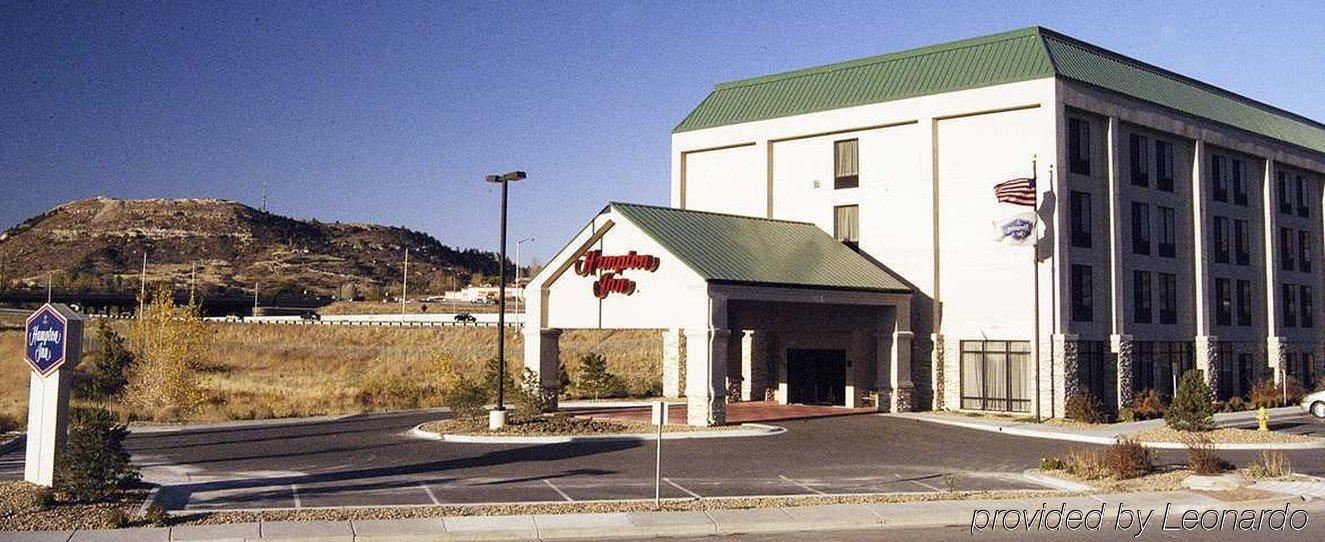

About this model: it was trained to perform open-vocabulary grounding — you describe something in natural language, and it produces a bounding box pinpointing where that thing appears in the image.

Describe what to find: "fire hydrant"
[1258,406,1269,432]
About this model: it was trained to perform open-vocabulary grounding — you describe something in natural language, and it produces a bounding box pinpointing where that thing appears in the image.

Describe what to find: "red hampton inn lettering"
[573,250,660,298]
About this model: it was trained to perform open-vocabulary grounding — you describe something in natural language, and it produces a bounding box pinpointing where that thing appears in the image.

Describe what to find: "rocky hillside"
[0,197,504,298]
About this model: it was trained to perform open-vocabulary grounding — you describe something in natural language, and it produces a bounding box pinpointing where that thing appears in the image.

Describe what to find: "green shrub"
[75,321,136,401]
[512,368,555,417]
[143,503,170,527]
[97,508,129,529]
[55,407,140,503]
[442,374,488,419]
[557,361,573,397]
[576,353,625,400]
[1105,439,1152,479]
[1165,370,1215,432]
[1065,392,1109,424]
[1040,455,1067,471]
[480,357,517,403]
[0,412,20,434]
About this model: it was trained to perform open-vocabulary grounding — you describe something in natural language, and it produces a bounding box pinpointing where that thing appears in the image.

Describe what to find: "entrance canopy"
[525,202,915,425]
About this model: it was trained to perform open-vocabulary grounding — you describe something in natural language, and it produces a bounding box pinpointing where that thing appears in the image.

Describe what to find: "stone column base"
[890,385,914,413]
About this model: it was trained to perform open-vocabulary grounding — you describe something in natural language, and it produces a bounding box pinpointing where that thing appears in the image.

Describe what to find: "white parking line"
[543,479,574,502]
[664,478,702,499]
[419,482,441,505]
[290,484,302,508]
[779,475,828,496]
[908,478,943,492]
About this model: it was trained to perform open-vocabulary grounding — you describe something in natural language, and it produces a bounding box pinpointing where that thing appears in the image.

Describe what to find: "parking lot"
[2,409,1321,511]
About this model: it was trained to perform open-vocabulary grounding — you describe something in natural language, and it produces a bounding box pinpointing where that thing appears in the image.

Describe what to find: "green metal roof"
[610,202,910,293]
[674,27,1325,156]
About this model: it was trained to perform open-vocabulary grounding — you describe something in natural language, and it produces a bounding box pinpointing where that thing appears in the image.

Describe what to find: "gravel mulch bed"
[0,481,157,532]
[420,415,740,437]
[1126,427,1321,445]
[179,489,1075,526]
[1044,467,1191,492]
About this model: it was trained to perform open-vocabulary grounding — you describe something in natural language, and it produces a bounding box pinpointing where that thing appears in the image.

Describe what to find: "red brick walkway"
[569,400,876,425]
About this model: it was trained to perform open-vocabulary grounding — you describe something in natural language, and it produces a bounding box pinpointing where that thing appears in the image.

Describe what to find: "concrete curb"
[409,422,785,444]
[129,408,452,434]
[1019,469,1093,492]
[906,414,1325,450]
[7,490,1307,541]
[0,433,23,455]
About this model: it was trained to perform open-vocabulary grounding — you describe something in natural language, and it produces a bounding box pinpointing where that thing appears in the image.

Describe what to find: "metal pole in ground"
[654,400,663,508]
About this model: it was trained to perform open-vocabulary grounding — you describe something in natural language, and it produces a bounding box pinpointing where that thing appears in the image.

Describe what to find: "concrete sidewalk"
[891,407,1324,450]
[2,490,1310,541]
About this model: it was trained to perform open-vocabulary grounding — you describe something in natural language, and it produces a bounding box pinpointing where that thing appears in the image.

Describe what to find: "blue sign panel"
[25,305,68,376]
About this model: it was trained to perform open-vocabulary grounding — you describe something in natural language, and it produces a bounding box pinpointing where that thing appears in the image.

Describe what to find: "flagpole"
[1032,156,1042,423]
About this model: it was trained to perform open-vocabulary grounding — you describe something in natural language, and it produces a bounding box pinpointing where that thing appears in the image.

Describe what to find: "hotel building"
[525,27,1325,425]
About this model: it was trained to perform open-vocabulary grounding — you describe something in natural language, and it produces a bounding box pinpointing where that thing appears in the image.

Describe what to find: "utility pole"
[253,279,259,314]
[139,252,148,317]
[262,182,269,213]
[401,248,409,318]
[46,272,52,303]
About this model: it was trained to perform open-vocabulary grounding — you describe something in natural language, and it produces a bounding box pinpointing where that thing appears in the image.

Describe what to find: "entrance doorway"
[786,349,846,406]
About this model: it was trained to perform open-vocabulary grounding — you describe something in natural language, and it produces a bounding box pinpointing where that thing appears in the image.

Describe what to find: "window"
[1302,286,1315,328]
[1131,202,1150,255]
[960,340,1032,413]
[1300,230,1312,273]
[1078,341,1111,400]
[1071,265,1093,322]
[1212,216,1229,264]
[1283,284,1297,328]
[1157,206,1176,257]
[1069,117,1091,175]
[1070,191,1092,248]
[1234,219,1250,266]
[1215,278,1232,326]
[1297,175,1309,218]
[833,205,859,248]
[1155,140,1175,191]
[1231,158,1247,205]
[1133,271,1152,324]
[1236,280,1252,326]
[1278,172,1293,214]
[833,139,859,189]
[1281,227,1296,271]
[1159,273,1177,324]
[1130,134,1149,186]
[1210,154,1228,202]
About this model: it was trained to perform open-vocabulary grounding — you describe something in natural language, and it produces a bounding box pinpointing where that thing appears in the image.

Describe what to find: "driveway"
[2,410,1320,511]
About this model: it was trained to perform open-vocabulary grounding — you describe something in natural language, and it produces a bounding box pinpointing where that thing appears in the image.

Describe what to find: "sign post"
[22,303,84,487]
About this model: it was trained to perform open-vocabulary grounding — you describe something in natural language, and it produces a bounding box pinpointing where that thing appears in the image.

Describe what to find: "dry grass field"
[0,320,660,424]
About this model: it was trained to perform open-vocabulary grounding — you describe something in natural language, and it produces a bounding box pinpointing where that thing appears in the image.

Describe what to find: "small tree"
[75,321,135,401]
[577,353,622,400]
[480,357,517,403]
[1165,369,1215,432]
[124,287,212,417]
[513,368,555,417]
[557,361,573,397]
[55,407,140,502]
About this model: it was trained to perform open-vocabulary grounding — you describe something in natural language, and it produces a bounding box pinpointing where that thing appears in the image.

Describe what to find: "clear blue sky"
[3,1,1323,263]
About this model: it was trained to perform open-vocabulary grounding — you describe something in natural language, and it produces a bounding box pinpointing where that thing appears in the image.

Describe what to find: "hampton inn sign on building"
[524,27,1325,426]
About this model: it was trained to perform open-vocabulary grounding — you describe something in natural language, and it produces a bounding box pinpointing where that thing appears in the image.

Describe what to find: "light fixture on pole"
[484,170,526,429]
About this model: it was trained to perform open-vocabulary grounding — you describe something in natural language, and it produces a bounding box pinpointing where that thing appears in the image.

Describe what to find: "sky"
[3,1,1325,263]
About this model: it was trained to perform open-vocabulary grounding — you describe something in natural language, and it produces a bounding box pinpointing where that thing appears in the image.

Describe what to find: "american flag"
[993,177,1036,206]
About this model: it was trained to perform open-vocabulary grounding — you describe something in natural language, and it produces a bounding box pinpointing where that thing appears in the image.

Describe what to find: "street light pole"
[484,170,526,430]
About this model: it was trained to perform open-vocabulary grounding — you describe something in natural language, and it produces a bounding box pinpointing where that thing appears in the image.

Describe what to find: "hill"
[0,197,505,299]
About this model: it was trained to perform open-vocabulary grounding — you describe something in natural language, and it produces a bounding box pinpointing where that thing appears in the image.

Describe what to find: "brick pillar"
[1112,334,1135,408]
[522,328,561,411]
[1195,335,1221,393]
[684,328,729,426]
[890,331,915,412]
[662,329,684,398]
[1267,336,1287,385]
[1053,333,1079,417]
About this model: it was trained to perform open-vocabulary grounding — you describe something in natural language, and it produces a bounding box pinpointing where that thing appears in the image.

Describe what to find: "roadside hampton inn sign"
[22,303,84,487]
[573,250,660,298]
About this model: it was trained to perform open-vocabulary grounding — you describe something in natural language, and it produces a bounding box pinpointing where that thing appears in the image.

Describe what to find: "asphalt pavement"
[2,410,1322,512]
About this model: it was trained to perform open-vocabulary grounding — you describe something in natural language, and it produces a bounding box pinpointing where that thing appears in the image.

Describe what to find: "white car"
[1303,390,1325,418]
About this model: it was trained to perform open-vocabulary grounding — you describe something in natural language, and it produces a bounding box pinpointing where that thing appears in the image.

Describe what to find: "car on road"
[300,311,321,321]
[1304,390,1325,418]
[454,313,477,323]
